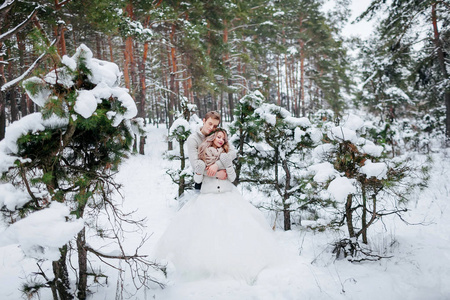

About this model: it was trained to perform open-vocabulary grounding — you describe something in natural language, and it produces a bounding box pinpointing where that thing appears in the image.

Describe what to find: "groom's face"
[201,117,220,135]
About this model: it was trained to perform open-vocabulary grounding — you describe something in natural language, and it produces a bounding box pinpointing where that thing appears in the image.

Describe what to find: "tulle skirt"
[155,187,279,282]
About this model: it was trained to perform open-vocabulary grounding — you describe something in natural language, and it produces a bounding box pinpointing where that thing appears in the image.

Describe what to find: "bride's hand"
[206,163,219,176]
[216,170,227,180]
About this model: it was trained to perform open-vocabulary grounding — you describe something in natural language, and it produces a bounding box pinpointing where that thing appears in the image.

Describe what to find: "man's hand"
[206,163,219,176]
[216,169,228,180]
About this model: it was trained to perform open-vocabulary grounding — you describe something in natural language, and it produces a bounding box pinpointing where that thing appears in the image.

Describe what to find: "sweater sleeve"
[219,153,236,183]
[187,134,213,177]
[186,134,200,171]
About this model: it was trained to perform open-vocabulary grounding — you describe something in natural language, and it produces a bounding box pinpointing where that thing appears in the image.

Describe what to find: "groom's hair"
[203,111,220,122]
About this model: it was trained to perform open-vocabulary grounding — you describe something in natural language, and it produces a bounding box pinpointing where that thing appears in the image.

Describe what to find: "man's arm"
[219,153,236,182]
[186,135,201,171]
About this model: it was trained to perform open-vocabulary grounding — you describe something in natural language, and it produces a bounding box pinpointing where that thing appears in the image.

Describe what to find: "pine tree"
[233,96,322,230]
[358,0,450,141]
[308,114,430,260]
[229,90,265,184]
[166,97,197,197]
[0,44,165,299]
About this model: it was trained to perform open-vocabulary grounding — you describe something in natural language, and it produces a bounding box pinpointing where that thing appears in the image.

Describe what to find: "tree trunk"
[222,20,234,121]
[52,245,74,300]
[431,4,450,140]
[123,37,132,90]
[123,2,134,90]
[361,184,368,244]
[227,78,234,120]
[283,159,292,231]
[96,32,102,59]
[28,95,34,114]
[284,53,289,111]
[10,87,18,122]
[300,42,305,117]
[60,27,67,56]
[77,228,87,300]
[277,56,281,105]
[6,47,17,122]
[0,74,6,141]
[17,33,27,118]
[234,124,245,184]
[178,139,186,197]
[108,35,114,62]
[137,39,149,155]
[345,194,355,238]
[283,205,291,231]
[168,23,177,151]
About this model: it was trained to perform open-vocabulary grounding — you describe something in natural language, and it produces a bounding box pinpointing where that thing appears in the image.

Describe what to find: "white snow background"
[1,124,449,299]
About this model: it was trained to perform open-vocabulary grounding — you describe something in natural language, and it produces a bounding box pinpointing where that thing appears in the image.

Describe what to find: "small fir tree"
[308,114,430,261]
[165,97,197,197]
[233,96,323,230]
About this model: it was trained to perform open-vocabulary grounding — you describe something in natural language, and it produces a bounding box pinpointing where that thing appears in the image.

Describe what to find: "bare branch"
[85,245,147,261]
[19,163,40,207]
[54,0,72,10]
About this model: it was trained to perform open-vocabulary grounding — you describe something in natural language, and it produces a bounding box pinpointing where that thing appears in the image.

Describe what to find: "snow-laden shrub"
[308,113,430,260]
[165,97,198,198]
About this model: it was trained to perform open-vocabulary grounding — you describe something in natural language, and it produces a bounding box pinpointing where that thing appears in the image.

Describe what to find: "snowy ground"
[1,125,450,299]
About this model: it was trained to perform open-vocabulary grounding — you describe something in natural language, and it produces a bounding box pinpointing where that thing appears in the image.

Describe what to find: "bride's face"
[213,132,226,148]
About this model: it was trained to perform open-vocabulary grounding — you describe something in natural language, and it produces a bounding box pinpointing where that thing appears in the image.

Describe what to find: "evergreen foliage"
[231,91,429,260]
[308,114,430,260]
[231,91,325,230]
[357,0,450,140]
[0,45,165,299]
[166,97,197,197]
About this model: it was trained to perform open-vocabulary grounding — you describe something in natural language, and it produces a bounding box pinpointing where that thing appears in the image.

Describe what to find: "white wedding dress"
[155,177,280,282]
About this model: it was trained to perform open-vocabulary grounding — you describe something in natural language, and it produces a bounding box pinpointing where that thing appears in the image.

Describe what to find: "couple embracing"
[155,111,280,282]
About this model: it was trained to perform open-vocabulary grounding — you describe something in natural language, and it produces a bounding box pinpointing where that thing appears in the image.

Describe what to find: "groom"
[187,111,235,190]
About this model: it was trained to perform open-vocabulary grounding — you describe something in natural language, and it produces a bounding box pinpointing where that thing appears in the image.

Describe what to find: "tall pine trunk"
[17,33,28,118]
[431,4,450,141]
[137,32,150,154]
[7,50,18,122]
[168,23,177,151]
[300,42,305,117]
[0,62,5,141]
[223,20,234,121]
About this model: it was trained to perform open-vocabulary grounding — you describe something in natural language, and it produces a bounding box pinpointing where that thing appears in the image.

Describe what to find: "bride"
[155,129,279,281]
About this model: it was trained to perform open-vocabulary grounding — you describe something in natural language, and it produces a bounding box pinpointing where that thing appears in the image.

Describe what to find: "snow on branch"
[0,0,15,12]
[1,48,48,92]
[0,6,39,42]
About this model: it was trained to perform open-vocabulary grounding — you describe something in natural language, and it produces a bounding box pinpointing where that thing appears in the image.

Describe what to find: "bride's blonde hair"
[198,128,229,162]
